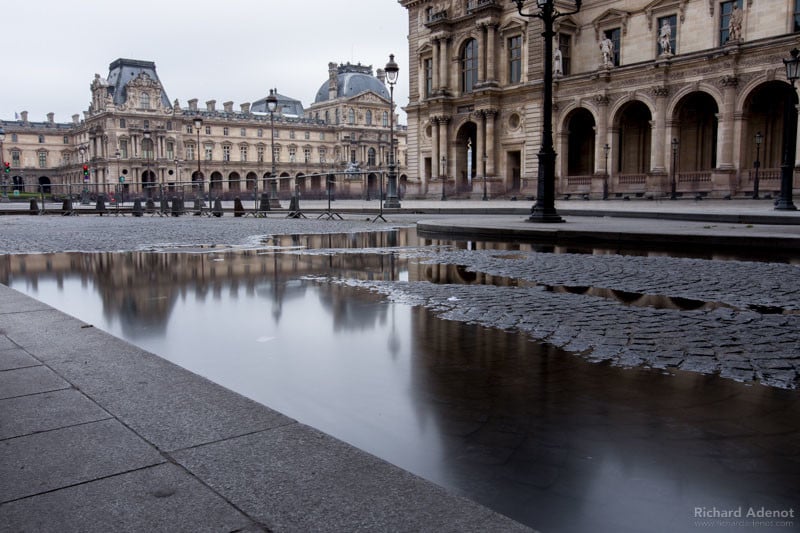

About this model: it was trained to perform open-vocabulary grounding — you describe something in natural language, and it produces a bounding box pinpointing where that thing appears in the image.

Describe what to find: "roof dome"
[314,63,390,104]
[251,92,304,117]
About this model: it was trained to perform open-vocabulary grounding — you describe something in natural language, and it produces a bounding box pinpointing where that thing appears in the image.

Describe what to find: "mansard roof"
[105,58,171,109]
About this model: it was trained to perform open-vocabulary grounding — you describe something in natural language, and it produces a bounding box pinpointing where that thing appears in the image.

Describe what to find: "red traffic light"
[82,165,89,176]
[3,162,9,173]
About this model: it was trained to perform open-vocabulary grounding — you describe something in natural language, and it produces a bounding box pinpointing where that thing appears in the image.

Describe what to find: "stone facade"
[400,0,800,199]
[0,58,407,202]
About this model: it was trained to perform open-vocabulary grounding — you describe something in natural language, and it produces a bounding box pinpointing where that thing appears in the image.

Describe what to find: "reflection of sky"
[10,273,447,484]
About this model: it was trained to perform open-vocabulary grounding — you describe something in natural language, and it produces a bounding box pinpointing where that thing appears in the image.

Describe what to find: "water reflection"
[3,246,799,533]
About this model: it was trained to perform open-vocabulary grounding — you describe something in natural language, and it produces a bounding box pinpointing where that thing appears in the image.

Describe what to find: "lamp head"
[755,131,763,145]
[193,117,203,129]
[266,89,278,113]
[115,150,120,159]
[143,130,151,140]
[604,143,610,154]
[671,138,678,148]
[385,54,399,86]
[784,48,800,85]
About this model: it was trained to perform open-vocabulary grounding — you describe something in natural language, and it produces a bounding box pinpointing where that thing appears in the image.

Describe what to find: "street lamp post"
[384,54,401,209]
[266,89,282,209]
[0,126,6,200]
[671,137,679,200]
[753,131,763,199]
[115,150,122,210]
[79,145,89,204]
[440,156,447,201]
[776,47,799,211]
[603,143,610,200]
[514,0,582,223]
[143,130,152,198]
[482,153,488,201]
[193,117,203,203]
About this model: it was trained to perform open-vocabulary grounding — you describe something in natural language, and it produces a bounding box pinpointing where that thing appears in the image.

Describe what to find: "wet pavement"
[1,202,799,532]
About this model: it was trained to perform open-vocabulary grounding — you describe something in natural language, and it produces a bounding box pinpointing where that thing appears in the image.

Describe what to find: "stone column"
[717,76,738,170]
[439,37,450,93]
[432,39,440,93]
[485,109,497,176]
[486,24,497,84]
[651,86,669,173]
[476,111,485,186]
[477,24,487,84]
[432,117,440,179]
[439,116,450,178]
[594,94,610,174]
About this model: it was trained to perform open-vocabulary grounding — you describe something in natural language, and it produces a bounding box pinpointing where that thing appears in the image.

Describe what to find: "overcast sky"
[1,0,410,124]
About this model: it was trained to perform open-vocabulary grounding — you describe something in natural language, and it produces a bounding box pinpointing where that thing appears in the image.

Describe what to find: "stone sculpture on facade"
[600,36,614,68]
[659,21,672,55]
[553,47,563,76]
[728,5,743,42]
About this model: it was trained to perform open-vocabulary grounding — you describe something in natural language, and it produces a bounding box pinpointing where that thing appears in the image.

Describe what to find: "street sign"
[119,176,125,183]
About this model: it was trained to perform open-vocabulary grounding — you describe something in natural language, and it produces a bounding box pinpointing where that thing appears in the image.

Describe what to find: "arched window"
[382,111,389,127]
[368,147,376,166]
[461,38,478,93]
[348,109,356,125]
[141,92,151,109]
[325,110,330,124]
[366,110,372,125]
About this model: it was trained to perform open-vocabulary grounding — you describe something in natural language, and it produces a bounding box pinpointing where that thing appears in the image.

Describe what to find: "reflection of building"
[400,0,800,199]
[0,58,407,200]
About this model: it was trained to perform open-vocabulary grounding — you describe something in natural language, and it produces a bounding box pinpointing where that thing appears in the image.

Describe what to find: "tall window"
[461,38,479,93]
[121,118,127,128]
[142,138,154,159]
[719,0,742,44]
[558,34,572,75]
[604,28,621,66]
[348,109,356,125]
[240,146,248,162]
[186,145,195,160]
[63,135,69,144]
[795,0,800,31]
[223,127,229,136]
[273,145,281,162]
[205,146,213,161]
[141,93,150,109]
[319,147,326,163]
[143,120,150,130]
[366,110,372,126]
[658,15,677,55]
[368,147,376,166]
[11,150,20,166]
[382,111,389,127]
[289,147,296,162]
[508,35,522,84]
[166,141,174,160]
[185,124,193,134]
[257,146,264,162]
[223,145,231,161]
[38,135,45,144]
[325,110,330,124]
[120,140,128,159]
[38,151,47,168]
[304,147,311,163]
[240,128,246,137]
[257,128,263,138]
[205,126,211,135]
[424,58,434,97]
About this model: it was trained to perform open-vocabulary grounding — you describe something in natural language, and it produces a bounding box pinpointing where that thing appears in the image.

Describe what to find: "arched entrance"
[210,172,223,196]
[674,92,718,173]
[566,108,596,176]
[246,172,258,193]
[37,176,52,194]
[455,121,477,195]
[142,170,157,196]
[366,173,378,200]
[192,170,204,191]
[616,101,652,175]
[280,172,291,195]
[228,172,241,196]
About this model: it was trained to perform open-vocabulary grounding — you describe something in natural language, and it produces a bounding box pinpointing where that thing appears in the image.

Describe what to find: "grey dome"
[251,92,304,117]
[314,64,390,103]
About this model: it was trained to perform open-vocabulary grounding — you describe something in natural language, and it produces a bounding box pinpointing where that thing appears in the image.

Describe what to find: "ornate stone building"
[0,58,407,201]
[400,0,800,199]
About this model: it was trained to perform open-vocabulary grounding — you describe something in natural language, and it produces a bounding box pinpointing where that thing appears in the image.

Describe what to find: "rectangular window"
[257,146,265,162]
[240,146,247,162]
[320,132,325,141]
[319,148,326,163]
[223,145,231,162]
[304,148,311,163]
[166,120,172,131]
[120,140,128,159]
[304,131,310,140]
[289,147,296,162]
[11,150,20,166]
[223,127,229,136]
[424,58,433,97]
[186,145,195,160]
[604,28,621,66]
[166,142,175,160]
[38,152,47,167]
[558,34,572,75]
[63,135,69,144]
[120,118,126,128]
[258,128,263,138]
[240,128,246,137]
[186,125,193,134]
[794,0,799,31]
[273,146,280,162]
[143,120,150,130]
[290,130,296,139]
[508,36,522,84]
[205,126,211,135]
[719,0,742,45]
[657,15,677,55]
[205,146,213,161]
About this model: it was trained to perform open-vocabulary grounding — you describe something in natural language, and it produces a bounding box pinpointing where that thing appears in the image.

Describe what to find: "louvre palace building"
[400,0,800,199]
[0,58,408,202]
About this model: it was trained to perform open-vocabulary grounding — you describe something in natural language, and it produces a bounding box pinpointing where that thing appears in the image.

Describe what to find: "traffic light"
[3,162,9,173]
[82,165,89,177]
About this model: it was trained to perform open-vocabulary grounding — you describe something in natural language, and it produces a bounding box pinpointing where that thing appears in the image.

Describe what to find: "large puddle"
[2,230,798,532]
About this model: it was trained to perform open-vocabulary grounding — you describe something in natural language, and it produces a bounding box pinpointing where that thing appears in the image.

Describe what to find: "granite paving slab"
[0,347,39,371]
[0,388,111,440]
[0,365,70,400]
[0,418,164,503]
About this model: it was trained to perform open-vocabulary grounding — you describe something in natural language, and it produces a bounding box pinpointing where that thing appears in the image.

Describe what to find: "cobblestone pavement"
[2,213,798,389]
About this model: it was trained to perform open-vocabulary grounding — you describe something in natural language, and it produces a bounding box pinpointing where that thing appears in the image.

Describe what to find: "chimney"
[223,101,233,113]
[241,102,251,114]
[206,100,216,112]
[188,99,198,111]
[376,68,386,85]
[20,111,28,122]
[47,113,54,124]
[328,62,338,101]
[72,114,80,125]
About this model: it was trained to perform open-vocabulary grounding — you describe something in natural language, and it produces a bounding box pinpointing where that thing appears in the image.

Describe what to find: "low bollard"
[145,198,156,214]
[96,196,107,215]
[258,192,270,213]
[233,197,245,217]
[132,198,144,217]
[193,196,204,216]
[29,198,39,215]
[61,198,73,216]
[171,196,182,217]
[212,197,223,217]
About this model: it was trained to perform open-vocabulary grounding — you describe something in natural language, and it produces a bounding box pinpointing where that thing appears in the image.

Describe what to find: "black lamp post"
[514,0,581,223]
[753,131,762,199]
[0,126,6,200]
[776,48,799,211]
[671,137,679,200]
[115,150,122,209]
[482,153,488,201]
[266,89,282,208]
[603,143,610,200]
[440,155,447,201]
[193,117,203,199]
[384,54,401,208]
[143,130,152,198]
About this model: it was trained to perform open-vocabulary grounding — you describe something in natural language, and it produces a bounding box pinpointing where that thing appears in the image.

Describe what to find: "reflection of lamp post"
[115,150,122,209]
[384,54,401,208]
[776,47,799,211]
[266,89,282,208]
[440,155,447,201]
[193,117,203,198]
[515,0,582,223]
[753,131,762,199]
[671,137,679,200]
[603,143,610,200]
[143,130,152,198]
[482,153,488,201]
[79,145,89,204]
